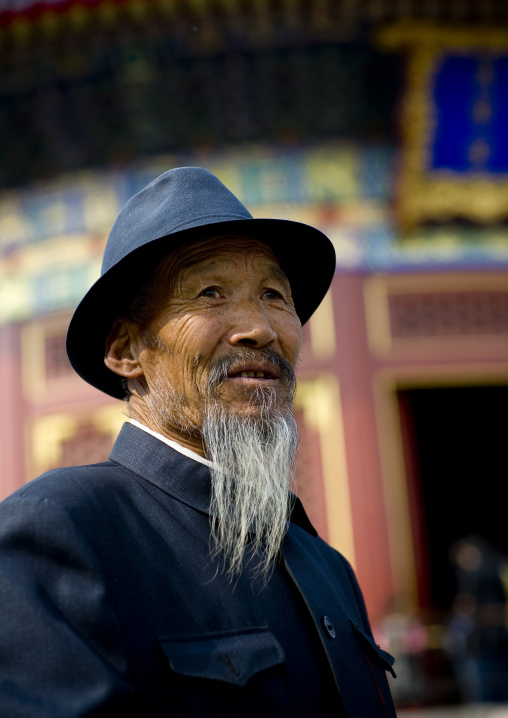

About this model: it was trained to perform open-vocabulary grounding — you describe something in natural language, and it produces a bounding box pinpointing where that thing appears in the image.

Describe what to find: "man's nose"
[228,304,277,348]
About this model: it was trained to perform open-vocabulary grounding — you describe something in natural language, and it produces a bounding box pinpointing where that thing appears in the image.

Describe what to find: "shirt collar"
[129,418,213,468]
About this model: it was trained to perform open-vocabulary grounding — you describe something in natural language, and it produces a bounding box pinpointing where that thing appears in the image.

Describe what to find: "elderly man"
[0,168,396,716]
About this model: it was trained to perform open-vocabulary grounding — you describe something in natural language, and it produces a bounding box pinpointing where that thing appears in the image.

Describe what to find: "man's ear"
[104,318,145,380]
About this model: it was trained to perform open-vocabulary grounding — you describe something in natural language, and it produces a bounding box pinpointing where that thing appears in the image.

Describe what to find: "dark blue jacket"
[0,422,396,717]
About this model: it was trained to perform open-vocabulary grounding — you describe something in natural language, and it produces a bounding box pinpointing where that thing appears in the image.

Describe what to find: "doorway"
[397,384,508,611]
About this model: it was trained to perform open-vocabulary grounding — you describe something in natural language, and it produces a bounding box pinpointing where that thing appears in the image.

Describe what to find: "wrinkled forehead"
[156,234,289,286]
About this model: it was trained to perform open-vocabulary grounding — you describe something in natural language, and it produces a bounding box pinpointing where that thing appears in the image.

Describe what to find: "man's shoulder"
[1,459,131,514]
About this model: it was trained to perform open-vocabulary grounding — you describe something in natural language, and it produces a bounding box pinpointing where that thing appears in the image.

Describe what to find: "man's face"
[136,235,302,436]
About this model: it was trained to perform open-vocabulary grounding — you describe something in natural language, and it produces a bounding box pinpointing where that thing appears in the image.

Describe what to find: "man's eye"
[263,288,284,300]
[199,286,221,298]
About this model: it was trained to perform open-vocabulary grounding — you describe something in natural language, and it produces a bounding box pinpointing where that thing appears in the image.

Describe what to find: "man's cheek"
[181,361,207,396]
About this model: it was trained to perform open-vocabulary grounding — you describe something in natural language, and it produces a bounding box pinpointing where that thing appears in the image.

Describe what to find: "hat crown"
[102,167,253,274]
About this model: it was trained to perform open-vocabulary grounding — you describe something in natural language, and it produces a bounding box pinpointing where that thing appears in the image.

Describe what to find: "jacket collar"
[109,421,317,536]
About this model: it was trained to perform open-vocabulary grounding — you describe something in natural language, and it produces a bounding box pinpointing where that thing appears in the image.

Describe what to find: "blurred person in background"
[0,168,396,717]
[445,535,508,702]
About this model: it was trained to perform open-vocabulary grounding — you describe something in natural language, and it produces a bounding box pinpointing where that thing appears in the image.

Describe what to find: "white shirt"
[129,418,213,468]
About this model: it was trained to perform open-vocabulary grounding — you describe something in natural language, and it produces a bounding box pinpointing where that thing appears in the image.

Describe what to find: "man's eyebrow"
[266,265,291,286]
[189,258,226,275]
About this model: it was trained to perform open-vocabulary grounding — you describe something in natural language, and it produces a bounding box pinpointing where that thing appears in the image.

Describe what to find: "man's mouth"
[238,371,270,378]
[227,366,279,381]
[207,348,295,396]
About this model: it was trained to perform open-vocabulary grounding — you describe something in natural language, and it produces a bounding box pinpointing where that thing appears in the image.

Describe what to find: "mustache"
[207,347,296,393]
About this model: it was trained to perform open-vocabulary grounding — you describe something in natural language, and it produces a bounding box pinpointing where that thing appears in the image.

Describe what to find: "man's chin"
[213,391,290,419]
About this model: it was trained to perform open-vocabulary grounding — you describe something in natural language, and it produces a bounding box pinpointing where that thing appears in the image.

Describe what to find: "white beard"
[202,390,299,583]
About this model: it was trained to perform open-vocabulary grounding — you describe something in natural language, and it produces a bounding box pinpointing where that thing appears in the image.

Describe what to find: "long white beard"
[202,391,299,583]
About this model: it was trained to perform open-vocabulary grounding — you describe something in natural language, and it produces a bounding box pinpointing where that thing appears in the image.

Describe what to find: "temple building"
[1,0,508,705]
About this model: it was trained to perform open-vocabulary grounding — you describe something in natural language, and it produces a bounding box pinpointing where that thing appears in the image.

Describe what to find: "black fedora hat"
[66,167,336,399]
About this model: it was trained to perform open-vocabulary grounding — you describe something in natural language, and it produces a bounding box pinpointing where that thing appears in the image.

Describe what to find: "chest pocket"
[159,626,285,688]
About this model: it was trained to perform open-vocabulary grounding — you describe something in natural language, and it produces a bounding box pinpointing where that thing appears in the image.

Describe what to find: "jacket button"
[322,615,336,638]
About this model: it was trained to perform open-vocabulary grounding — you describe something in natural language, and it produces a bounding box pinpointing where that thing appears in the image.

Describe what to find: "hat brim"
[66,217,336,399]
